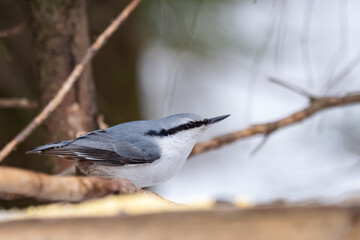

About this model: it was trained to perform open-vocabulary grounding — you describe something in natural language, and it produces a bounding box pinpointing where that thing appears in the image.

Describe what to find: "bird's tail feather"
[26,140,73,155]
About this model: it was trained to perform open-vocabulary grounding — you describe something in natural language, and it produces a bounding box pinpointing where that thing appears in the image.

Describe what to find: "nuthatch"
[27,113,230,187]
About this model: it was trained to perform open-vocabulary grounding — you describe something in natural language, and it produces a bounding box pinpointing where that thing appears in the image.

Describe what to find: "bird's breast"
[76,132,202,188]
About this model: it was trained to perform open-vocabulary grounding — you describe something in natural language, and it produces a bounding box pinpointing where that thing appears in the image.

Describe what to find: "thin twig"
[0,166,141,202]
[300,0,314,87]
[269,77,318,100]
[273,0,287,75]
[190,93,360,156]
[321,0,349,91]
[97,114,109,129]
[0,21,29,38]
[325,51,360,92]
[0,98,38,109]
[162,0,203,115]
[250,131,273,156]
[159,0,167,37]
[245,0,278,123]
[167,0,190,42]
[0,0,141,162]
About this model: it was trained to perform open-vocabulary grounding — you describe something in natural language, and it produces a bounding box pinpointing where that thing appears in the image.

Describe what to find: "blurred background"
[0,0,359,207]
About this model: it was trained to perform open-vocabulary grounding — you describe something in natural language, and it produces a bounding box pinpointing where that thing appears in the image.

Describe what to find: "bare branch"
[0,0,142,162]
[0,166,142,202]
[191,93,360,156]
[0,98,38,109]
[0,21,29,38]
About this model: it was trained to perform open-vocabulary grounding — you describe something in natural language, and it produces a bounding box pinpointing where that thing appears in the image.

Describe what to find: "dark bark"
[29,0,97,173]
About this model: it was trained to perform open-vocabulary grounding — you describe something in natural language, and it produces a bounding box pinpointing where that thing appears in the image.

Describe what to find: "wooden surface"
[1,206,360,240]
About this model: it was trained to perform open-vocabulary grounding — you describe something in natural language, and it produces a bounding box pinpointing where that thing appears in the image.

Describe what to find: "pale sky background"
[138,0,360,204]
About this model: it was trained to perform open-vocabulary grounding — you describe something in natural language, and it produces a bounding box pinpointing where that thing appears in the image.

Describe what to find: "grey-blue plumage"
[27,113,230,187]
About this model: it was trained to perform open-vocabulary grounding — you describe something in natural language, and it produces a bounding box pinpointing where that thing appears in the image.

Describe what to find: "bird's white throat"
[144,127,206,185]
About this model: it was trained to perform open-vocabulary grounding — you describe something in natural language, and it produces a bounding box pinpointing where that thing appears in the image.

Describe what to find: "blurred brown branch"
[97,114,109,129]
[0,98,38,109]
[191,92,360,156]
[0,166,142,202]
[0,21,29,38]
[0,0,142,162]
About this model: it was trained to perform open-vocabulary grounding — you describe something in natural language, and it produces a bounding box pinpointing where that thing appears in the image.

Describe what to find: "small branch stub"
[0,98,38,109]
[0,21,29,38]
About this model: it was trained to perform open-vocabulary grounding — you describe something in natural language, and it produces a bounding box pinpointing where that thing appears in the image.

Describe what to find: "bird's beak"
[206,114,230,125]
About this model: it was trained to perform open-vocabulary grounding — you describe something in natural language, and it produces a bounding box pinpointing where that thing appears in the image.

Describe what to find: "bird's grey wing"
[59,130,160,165]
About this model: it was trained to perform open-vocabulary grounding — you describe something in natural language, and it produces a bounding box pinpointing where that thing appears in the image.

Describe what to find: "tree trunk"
[29,0,97,173]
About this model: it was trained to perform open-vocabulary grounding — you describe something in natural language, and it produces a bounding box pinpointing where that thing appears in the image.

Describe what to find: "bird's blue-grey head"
[145,113,230,137]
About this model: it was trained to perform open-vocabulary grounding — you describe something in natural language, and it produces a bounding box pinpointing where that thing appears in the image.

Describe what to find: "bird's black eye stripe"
[160,129,168,135]
[146,120,207,137]
[146,130,157,136]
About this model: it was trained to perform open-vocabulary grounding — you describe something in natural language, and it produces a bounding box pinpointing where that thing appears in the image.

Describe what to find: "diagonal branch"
[0,166,142,202]
[0,0,142,162]
[269,77,318,100]
[191,93,360,156]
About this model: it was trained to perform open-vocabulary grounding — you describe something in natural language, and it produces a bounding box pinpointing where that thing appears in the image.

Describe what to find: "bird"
[27,113,230,188]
